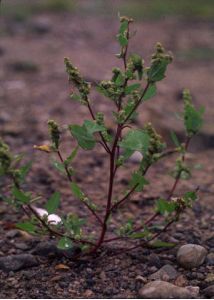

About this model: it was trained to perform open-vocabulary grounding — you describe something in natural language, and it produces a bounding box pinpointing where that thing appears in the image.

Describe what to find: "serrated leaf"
[129,171,149,192]
[156,198,177,215]
[16,222,36,234]
[149,240,176,248]
[170,130,180,147]
[142,84,156,101]
[12,187,30,204]
[119,129,150,157]
[45,192,60,214]
[125,83,140,95]
[57,237,73,250]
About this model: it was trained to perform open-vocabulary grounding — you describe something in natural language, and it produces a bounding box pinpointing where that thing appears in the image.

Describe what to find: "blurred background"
[0,0,213,153]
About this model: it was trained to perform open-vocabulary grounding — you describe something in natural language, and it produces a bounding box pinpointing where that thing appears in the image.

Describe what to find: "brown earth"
[0,9,213,299]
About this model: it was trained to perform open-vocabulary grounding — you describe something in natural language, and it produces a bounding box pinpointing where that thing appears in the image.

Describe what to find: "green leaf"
[142,84,156,101]
[16,222,36,234]
[69,121,105,150]
[70,182,84,200]
[183,191,197,207]
[149,240,176,248]
[129,171,149,192]
[123,100,138,121]
[129,228,150,239]
[184,191,197,201]
[64,146,78,166]
[83,120,105,135]
[119,20,128,35]
[57,237,73,250]
[115,73,125,86]
[117,34,128,47]
[64,214,85,237]
[125,83,140,95]
[118,219,134,236]
[184,104,204,136]
[12,187,30,204]
[170,131,180,147]
[156,198,177,215]
[148,58,169,82]
[69,124,95,150]
[45,192,60,214]
[119,129,150,157]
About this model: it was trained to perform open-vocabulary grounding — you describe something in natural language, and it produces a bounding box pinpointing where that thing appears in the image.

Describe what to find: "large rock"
[32,241,81,258]
[31,241,60,257]
[177,244,207,269]
[139,280,192,298]
[0,254,38,272]
[149,264,178,281]
[203,285,214,298]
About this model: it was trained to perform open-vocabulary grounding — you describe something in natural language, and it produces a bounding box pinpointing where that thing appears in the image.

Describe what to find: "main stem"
[89,125,123,254]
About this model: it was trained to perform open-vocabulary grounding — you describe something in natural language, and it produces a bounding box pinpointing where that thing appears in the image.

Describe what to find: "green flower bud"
[64,57,90,102]
[48,120,60,150]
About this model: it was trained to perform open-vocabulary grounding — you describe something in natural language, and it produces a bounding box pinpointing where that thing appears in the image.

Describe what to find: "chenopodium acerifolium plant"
[0,16,204,257]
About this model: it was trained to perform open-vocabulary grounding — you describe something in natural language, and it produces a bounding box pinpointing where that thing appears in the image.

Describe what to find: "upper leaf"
[147,43,172,83]
[148,58,169,82]
[69,120,105,150]
[183,89,204,137]
[117,19,129,47]
[69,124,95,150]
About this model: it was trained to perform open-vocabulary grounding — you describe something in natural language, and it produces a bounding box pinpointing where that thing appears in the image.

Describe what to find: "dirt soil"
[0,11,214,299]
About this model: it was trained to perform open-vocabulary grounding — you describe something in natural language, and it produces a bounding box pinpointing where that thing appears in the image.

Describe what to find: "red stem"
[86,102,111,154]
